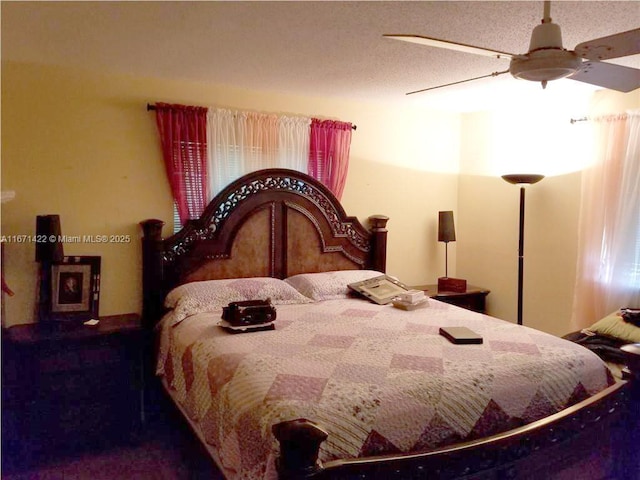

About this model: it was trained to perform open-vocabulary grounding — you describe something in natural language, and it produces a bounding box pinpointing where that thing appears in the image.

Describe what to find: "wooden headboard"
[140,169,388,328]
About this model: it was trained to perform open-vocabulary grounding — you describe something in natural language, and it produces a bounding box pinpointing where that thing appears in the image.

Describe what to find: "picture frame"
[48,256,100,323]
[348,275,410,305]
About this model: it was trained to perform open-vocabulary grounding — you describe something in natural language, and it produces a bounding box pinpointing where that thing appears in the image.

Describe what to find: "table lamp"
[437,211,466,293]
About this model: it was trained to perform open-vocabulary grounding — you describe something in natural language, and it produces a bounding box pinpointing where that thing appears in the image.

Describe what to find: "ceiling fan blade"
[407,69,510,95]
[574,28,640,61]
[384,34,516,60]
[568,61,640,93]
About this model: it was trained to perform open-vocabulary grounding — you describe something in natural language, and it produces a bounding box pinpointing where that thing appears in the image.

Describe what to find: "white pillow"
[285,270,383,301]
[165,277,313,325]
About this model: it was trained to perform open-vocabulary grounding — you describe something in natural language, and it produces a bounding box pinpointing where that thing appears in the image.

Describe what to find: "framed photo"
[49,256,100,322]
[348,275,410,305]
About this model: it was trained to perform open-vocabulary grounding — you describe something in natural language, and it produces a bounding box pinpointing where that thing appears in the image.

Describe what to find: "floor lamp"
[501,174,544,325]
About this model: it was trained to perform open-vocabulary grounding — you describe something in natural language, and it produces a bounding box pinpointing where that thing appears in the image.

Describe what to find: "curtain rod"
[146,103,357,130]
[570,117,589,124]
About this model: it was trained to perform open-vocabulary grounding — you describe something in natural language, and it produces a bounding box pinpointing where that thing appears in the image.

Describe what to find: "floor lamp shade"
[36,215,64,262]
[438,211,456,243]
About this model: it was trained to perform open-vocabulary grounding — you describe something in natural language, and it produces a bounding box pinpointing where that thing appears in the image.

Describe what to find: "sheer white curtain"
[277,115,311,172]
[207,109,240,195]
[207,108,310,196]
[572,110,640,329]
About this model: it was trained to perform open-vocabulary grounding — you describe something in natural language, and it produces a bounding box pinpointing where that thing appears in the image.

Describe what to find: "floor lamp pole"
[517,186,525,326]
[501,174,544,326]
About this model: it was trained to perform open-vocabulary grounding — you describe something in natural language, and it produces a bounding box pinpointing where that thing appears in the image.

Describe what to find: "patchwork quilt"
[158,298,613,480]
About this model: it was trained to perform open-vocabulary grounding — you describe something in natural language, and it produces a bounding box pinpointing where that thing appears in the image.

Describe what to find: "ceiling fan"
[384,0,640,95]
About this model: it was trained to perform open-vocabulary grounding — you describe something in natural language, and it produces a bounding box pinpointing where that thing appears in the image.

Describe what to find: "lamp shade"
[438,211,456,243]
[501,174,545,185]
[35,215,64,262]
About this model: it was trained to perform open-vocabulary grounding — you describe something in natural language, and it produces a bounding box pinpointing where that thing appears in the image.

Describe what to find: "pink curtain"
[571,112,640,329]
[308,119,353,199]
[155,103,209,226]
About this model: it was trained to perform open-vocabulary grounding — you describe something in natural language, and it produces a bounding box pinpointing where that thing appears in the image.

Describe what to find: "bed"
[140,168,640,480]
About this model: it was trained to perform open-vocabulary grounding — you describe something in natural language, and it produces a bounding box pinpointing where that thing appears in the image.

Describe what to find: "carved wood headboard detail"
[140,169,388,328]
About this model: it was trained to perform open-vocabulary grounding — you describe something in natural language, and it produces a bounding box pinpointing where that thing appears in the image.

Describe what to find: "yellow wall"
[5,61,636,335]
[1,61,460,326]
[458,89,640,336]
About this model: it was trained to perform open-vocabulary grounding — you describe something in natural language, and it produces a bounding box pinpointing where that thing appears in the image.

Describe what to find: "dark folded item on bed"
[562,330,630,364]
[621,308,640,326]
[222,299,276,327]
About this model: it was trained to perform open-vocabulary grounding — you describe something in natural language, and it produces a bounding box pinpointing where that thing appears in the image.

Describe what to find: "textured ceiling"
[2,1,639,111]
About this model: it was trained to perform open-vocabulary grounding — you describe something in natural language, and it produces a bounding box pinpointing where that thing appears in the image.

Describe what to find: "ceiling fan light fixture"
[509,50,581,82]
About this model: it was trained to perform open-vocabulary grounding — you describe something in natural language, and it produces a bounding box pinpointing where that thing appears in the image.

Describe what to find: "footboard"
[273,344,640,480]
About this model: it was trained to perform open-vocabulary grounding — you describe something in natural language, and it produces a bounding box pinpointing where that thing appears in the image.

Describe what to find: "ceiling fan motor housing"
[529,21,563,51]
[510,22,581,82]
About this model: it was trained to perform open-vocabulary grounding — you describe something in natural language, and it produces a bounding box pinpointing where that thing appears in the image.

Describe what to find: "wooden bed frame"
[141,168,640,480]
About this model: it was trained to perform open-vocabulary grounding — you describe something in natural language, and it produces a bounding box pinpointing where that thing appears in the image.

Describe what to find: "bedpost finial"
[368,215,389,232]
[272,418,328,479]
[140,219,165,239]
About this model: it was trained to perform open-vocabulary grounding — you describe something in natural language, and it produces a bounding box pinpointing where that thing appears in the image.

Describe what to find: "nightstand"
[414,285,490,313]
[2,313,143,466]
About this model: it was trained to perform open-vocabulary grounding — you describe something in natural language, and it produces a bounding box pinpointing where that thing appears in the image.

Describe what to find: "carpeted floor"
[2,402,225,480]
[2,390,631,480]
